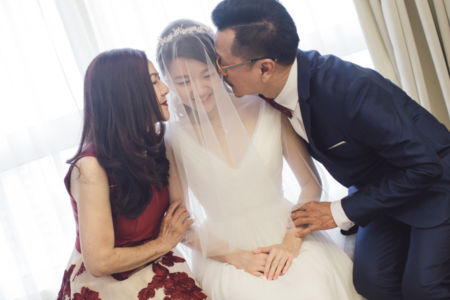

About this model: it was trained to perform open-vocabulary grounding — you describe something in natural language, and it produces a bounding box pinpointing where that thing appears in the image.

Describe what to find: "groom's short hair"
[212,0,299,65]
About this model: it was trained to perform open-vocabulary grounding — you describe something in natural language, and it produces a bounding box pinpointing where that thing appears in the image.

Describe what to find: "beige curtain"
[353,0,450,128]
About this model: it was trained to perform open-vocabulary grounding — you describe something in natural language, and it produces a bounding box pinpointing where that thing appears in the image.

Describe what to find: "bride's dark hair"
[68,48,169,219]
[156,19,216,75]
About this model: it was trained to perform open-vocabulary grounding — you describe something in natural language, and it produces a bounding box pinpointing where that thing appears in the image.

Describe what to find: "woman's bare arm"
[73,156,191,277]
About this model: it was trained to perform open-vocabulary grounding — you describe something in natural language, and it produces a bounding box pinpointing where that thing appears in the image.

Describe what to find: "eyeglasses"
[215,56,275,76]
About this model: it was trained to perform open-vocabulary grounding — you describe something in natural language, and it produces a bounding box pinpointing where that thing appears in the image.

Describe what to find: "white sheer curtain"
[0,0,370,299]
[0,1,82,299]
[353,0,450,127]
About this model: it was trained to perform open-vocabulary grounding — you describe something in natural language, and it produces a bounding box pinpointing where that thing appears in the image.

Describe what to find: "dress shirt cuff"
[330,200,355,231]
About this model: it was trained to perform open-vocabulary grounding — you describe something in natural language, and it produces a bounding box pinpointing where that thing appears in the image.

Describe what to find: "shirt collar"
[275,57,298,110]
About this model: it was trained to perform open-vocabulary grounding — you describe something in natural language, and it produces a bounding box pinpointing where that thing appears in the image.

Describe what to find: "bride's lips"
[201,94,213,104]
[161,100,168,107]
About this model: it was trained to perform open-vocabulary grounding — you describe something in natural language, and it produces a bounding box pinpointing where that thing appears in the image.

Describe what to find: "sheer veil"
[156,20,328,276]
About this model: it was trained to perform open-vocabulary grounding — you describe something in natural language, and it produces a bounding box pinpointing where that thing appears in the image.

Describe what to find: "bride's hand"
[225,250,269,277]
[253,231,302,280]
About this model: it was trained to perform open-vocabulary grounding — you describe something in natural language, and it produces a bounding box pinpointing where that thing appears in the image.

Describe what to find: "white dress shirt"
[275,58,355,231]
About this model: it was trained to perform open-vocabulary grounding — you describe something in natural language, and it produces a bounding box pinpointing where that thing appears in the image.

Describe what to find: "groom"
[211,0,450,299]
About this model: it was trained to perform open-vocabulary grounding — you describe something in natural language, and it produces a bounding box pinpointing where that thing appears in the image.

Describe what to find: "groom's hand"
[291,202,337,237]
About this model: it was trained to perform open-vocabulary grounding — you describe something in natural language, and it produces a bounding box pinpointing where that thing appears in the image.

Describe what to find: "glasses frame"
[215,56,275,76]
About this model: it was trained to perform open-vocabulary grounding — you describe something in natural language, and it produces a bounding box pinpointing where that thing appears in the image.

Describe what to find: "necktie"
[258,94,292,118]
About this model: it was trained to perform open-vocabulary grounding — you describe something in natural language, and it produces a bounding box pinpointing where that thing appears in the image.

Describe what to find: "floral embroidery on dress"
[163,272,207,299]
[137,252,207,300]
[57,264,76,300]
[73,263,86,281]
[58,251,205,299]
[161,250,186,267]
[73,287,101,300]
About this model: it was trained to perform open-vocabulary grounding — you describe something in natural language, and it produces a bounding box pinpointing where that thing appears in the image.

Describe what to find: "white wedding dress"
[168,102,363,300]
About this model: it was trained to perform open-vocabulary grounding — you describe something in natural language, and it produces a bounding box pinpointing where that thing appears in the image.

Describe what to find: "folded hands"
[226,229,302,280]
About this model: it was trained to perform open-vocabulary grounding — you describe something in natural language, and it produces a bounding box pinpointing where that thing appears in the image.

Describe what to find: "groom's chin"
[233,90,253,98]
[233,93,248,98]
[227,85,244,98]
[231,89,250,98]
[225,82,252,98]
[223,81,249,98]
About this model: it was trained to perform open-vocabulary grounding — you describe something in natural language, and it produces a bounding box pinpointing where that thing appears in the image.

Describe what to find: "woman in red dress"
[57,48,207,300]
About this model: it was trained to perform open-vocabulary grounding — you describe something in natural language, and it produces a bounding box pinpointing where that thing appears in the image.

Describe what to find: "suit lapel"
[295,50,333,166]
[296,50,314,148]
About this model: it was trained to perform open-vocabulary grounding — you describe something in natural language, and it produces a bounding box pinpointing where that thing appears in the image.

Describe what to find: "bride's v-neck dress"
[168,102,363,300]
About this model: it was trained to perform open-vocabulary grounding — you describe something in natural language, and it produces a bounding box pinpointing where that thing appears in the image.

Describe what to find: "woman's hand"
[253,230,302,280]
[224,250,269,277]
[157,200,193,251]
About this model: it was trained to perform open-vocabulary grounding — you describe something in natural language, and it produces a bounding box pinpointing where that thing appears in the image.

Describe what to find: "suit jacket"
[296,49,450,228]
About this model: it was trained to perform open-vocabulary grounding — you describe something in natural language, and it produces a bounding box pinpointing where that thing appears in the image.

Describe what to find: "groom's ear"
[260,59,276,82]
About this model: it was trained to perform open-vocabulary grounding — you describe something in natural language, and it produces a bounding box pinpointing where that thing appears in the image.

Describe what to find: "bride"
[157,19,363,300]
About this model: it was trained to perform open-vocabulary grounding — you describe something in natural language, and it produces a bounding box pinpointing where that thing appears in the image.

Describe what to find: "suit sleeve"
[340,77,443,225]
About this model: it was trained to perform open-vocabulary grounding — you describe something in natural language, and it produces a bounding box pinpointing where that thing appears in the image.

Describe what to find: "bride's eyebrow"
[173,68,209,81]
[174,75,189,81]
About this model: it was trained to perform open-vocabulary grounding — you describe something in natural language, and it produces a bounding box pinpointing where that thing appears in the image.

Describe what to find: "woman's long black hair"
[68,48,169,219]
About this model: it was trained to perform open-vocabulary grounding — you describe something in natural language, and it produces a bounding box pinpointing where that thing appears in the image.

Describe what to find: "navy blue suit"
[295,49,450,299]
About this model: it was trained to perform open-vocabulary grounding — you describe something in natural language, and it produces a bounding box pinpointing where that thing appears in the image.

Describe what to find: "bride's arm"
[251,117,322,281]
[167,141,223,252]
[166,141,204,251]
[281,116,322,204]
[166,141,185,203]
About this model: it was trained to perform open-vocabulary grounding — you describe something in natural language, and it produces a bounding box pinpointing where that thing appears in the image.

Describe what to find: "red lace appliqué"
[73,263,86,281]
[58,264,100,300]
[161,250,186,267]
[138,252,207,300]
[73,287,101,300]
[57,264,76,300]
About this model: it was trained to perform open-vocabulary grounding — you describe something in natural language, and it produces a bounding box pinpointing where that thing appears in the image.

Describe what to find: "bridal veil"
[156,19,327,266]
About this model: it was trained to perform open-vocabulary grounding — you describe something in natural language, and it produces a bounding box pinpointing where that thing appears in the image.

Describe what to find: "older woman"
[57,48,206,300]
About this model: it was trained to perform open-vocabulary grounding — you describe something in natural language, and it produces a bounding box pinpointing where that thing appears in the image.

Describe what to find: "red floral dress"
[57,146,207,300]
